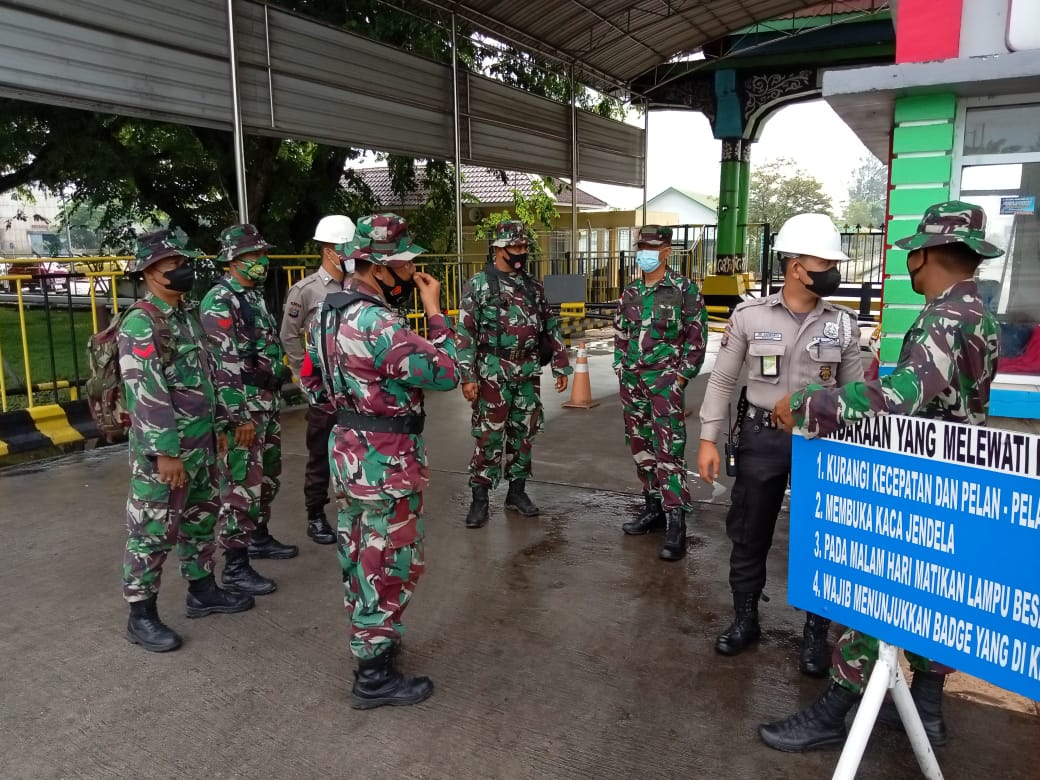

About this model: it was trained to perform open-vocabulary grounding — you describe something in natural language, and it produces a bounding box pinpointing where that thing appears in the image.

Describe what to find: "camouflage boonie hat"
[216,223,274,264]
[635,225,672,248]
[129,229,200,273]
[894,200,1003,258]
[343,213,426,266]
[492,220,529,248]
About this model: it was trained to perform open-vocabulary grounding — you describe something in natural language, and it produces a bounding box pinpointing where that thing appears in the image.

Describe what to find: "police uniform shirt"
[699,291,863,441]
[280,267,342,377]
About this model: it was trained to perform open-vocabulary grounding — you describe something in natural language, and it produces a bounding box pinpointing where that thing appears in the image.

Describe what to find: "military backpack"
[85,300,171,443]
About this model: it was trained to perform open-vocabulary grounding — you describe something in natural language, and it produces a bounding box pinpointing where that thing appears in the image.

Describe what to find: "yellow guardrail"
[0,251,747,414]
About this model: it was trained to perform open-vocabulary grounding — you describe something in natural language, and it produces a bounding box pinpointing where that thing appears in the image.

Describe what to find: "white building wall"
[644,190,717,225]
[0,190,63,257]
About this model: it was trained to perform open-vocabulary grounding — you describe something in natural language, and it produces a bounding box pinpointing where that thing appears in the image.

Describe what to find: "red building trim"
[896,0,964,63]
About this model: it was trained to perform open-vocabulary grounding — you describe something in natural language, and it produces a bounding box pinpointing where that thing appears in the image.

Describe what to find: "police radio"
[725,387,748,477]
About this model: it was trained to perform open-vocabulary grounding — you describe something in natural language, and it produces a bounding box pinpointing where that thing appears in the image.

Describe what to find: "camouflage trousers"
[123,446,218,601]
[337,492,426,661]
[832,629,954,694]
[468,376,544,489]
[218,408,282,549]
[619,370,691,511]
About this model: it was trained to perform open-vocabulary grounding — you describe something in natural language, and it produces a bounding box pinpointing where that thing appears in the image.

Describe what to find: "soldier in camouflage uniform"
[303,213,458,709]
[760,201,1003,753]
[200,224,296,598]
[120,230,254,653]
[614,225,707,561]
[458,220,572,529]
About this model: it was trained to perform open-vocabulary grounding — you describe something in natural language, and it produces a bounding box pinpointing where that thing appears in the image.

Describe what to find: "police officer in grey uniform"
[280,215,356,545]
[698,213,863,675]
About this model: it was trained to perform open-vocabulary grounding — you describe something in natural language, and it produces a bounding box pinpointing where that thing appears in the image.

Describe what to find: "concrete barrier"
[0,401,98,457]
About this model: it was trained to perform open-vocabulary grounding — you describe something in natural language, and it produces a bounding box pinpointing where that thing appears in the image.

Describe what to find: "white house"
[639,188,718,226]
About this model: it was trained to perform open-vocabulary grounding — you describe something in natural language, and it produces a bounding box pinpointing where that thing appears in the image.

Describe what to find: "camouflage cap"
[491,220,529,248]
[216,223,274,264]
[345,213,426,266]
[635,225,672,248]
[128,229,200,273]
[894,200,1003,259]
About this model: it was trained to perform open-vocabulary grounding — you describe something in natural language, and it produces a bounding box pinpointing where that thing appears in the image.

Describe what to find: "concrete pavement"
[1,344,1037,779]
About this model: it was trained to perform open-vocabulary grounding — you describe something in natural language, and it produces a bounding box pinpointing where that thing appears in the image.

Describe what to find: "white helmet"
[313,215,356,245]
[773,213,849,261]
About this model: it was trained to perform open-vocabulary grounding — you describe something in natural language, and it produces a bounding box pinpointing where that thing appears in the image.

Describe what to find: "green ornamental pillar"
[734,140,751,273]
[716,138,743,274]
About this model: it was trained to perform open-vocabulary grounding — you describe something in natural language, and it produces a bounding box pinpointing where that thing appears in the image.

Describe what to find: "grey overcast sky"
[580,99,876,212]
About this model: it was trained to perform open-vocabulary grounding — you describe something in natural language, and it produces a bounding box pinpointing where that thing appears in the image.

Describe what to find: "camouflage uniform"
[457,222,571,500]
[303,214,459,667]
[120,286,222,601]
[791,207,1002,695]
[614,226,707,560]
[200,225,289,561]
[119,231,253,655]
[760,201,1003,753]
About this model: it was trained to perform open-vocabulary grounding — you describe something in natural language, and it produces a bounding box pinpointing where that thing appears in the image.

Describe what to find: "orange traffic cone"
[562,341,600,409]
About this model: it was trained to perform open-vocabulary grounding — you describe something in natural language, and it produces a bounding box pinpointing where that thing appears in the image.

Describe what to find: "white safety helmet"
[313,214,356,245]
[773,213,849,261]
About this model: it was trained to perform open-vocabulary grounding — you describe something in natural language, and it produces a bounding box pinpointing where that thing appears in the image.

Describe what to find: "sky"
[579,99,877,213]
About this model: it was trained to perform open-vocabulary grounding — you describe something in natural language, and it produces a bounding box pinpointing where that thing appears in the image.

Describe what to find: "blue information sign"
[789,415,1040,700]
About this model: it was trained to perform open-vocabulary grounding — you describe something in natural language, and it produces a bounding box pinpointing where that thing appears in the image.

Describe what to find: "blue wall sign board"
[789,415,1040,700]
[999,195,1036,215]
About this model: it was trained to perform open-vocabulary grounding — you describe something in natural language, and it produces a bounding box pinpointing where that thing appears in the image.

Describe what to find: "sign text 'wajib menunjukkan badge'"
[789,415,1040,700]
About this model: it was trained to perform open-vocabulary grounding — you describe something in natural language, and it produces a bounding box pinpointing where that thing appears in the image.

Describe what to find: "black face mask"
[908,250,927,294]
[377,267,416,307]
[804,266,841,298]
[163,265,195,293]
[506,251,528,271]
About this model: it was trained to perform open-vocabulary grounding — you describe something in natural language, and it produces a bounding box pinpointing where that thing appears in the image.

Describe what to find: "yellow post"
[88,275,99,333]
[15,279,33,408]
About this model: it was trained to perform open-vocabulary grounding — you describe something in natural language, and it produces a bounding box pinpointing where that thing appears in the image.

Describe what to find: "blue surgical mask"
[636,249,661,273]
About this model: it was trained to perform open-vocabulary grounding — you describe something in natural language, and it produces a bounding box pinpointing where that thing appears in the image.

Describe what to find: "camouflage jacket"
[613,269,708,381]
[457,268,572,385]
[117,293,223,457]
[200,276,285,423]
[303,278,460,500]
[792,279,999,436]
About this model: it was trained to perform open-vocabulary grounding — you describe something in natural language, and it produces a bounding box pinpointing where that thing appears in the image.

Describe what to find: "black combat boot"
[221,548,277,595]
[504,479,539,516]
[715,591,761,656]
[185,575,255,618]
[126,595,182,653]
[465,486,490,529]
[247,527,299,559]
[622,492,665,535]
[351,648,434,710]
[877,670,948,746]
[759,682,859,752]
[658,508,687,561]
[306,508,336,545]
[800,613,832,677]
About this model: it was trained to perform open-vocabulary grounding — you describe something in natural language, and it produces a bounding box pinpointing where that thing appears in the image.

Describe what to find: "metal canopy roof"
[417,0,845,91]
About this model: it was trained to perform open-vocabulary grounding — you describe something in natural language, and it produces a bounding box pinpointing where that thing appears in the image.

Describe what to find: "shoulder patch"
[287,301,302,319]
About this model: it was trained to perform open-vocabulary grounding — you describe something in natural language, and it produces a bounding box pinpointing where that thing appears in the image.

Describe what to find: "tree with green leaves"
[842,155,888,228]
[748,157,833,230]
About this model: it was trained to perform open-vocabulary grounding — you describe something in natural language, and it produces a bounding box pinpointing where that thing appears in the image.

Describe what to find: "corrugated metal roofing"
[422,0,838,89]
[353,165,608,209]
